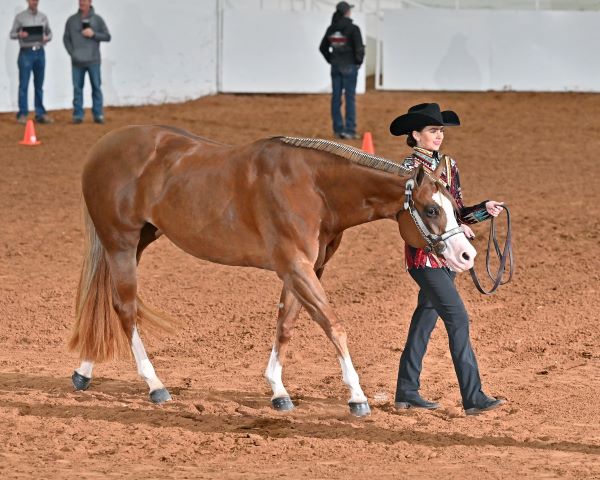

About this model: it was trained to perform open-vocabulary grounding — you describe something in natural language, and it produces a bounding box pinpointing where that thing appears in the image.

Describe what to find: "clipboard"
[22,25,43,42]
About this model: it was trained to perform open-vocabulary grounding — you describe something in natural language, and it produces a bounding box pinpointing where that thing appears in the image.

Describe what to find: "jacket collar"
[412,147,440,169]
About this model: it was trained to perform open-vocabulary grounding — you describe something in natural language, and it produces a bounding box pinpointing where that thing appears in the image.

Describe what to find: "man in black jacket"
[319,1,364,139]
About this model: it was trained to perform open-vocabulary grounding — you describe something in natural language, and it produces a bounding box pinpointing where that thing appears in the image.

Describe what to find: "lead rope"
[469,205,513,295]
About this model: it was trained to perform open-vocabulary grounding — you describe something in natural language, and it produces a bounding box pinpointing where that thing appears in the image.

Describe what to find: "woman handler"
[390,103,505,415]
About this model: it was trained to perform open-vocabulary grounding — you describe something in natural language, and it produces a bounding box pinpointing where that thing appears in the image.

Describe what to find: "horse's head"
[396,163,476,272]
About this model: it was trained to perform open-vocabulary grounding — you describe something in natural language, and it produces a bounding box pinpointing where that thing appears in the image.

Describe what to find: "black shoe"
[333,131,344,139]
[94,116,105,124]
[341,132,360,140]
[72,117,83,124]
[395,392,440,410]
[35,114,54,124]
[17,115,27,125]
[464,395,506,415]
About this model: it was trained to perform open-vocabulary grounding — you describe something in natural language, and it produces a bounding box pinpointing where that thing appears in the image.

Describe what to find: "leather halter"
[403,178,464,256]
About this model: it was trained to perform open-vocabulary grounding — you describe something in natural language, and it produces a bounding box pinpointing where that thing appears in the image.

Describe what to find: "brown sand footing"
[1,90,599,478]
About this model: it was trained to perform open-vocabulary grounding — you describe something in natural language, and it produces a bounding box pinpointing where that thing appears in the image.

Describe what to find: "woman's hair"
[406,132,417,148]
[332,11,344,23]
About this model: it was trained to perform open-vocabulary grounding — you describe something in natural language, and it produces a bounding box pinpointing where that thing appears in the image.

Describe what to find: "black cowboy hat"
[389,103,460,136]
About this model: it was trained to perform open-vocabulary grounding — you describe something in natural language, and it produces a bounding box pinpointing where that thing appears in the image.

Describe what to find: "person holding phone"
[63,0,111,124]
[9,0,53,124]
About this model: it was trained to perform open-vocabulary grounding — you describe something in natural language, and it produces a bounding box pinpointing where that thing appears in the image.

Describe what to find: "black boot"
[395,392,440,410]
[464,395,506,415]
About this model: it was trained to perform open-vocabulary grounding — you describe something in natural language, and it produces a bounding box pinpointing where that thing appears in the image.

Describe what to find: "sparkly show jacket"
[402,147,491,269]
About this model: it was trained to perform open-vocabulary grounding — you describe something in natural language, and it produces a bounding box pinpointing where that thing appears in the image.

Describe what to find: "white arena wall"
[1,1,599,113]
[379,9,600,92]
[220,10,366,94]
[0,0,219,113]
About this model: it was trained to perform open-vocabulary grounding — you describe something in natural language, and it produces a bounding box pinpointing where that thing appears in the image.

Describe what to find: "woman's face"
[413,126,444,151]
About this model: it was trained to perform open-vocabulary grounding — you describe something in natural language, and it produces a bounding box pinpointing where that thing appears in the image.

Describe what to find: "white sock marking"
[338,355,368,404]
[131,327,165,392]
[77,360,94,378]
[264,346,289,400]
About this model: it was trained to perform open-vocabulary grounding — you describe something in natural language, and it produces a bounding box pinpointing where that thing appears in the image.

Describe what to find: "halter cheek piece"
[403,178,464,256]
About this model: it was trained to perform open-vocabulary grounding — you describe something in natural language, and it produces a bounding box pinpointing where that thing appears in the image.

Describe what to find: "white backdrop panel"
[382,9,491,91]
[490,11,600,91]
[0,0,218,113]
[221,10,366,94]
[381,9,600,92]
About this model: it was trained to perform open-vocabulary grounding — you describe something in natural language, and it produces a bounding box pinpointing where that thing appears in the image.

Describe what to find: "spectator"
[9,0,53,124]
[63,0,111,124]
[319,1,364,140]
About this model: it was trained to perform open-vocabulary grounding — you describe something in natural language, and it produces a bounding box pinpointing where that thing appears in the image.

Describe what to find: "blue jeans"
[331,64,358,135]
[17,48,46,118]
[72,64,104,120]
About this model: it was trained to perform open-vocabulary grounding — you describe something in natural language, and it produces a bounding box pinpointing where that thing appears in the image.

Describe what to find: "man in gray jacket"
[63,0,111,124]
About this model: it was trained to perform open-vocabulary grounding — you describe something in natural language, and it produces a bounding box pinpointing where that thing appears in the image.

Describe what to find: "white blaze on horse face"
[338,355,368,404]
[264,346,290,400]
[131,327,165,392]
[433,191,477,272]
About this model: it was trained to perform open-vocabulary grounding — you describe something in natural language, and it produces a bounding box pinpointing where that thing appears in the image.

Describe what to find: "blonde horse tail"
[68,203,130,362]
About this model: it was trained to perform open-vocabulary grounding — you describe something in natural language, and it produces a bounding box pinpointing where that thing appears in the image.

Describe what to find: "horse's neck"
[318,163,407,232]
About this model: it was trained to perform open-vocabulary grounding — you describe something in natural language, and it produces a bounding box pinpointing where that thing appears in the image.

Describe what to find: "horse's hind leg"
[131,326,171,403]
[106,247,171,404]
[73,360,94,390]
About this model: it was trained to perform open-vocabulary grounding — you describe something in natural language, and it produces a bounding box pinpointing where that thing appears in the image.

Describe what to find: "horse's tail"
[69,203,177,363]
[69,203,131,362]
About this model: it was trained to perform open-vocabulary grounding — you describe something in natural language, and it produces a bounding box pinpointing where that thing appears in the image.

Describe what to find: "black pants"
[395,267,485,409]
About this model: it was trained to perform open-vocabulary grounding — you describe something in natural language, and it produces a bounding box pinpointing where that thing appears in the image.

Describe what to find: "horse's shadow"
[0,372,597,456]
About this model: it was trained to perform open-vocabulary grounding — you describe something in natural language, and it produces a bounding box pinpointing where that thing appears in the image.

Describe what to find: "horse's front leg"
[265,287,301,411]
[281,259,370,416]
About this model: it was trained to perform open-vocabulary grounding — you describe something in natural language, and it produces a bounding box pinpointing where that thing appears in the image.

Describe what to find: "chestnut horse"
[69,125,476,416]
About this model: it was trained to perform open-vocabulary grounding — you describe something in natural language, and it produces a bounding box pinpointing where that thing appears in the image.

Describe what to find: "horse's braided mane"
[278,136,412,176]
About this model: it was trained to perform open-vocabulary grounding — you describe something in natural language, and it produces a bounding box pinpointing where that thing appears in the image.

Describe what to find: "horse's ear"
[433,157,445,178]
[412,164,426,187]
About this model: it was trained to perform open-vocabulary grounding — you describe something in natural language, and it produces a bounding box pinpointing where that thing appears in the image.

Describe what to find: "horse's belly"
[155,218,272,270]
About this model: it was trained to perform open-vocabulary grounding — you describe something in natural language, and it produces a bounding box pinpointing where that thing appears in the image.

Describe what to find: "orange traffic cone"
[19,119,41,146]
[361,131,374,154]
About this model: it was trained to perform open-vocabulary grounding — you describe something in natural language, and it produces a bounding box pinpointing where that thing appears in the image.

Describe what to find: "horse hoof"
[72,371,91,391]
[149,388,172,404]
[271,396,294,411]
[349,401,371,417]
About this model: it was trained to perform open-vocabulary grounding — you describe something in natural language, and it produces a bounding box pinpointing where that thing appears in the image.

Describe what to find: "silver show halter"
[403,178,464,256]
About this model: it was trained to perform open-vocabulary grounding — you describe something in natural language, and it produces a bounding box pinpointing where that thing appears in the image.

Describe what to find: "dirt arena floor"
[1,88,599,479]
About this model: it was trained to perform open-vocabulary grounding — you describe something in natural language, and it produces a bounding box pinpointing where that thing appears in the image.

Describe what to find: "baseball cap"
[336,1,354,14]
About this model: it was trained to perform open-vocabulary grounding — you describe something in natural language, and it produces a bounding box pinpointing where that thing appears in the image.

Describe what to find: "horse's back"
[81,126,330,270]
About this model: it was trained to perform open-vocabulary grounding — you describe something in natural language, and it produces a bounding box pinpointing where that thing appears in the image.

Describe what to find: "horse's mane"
[278,136,411,176]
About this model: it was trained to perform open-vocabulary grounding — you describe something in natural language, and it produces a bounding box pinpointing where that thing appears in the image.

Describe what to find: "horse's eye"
[426,206,439,218]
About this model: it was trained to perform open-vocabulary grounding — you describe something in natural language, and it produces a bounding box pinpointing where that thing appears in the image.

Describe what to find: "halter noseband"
[403,178,463,256]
